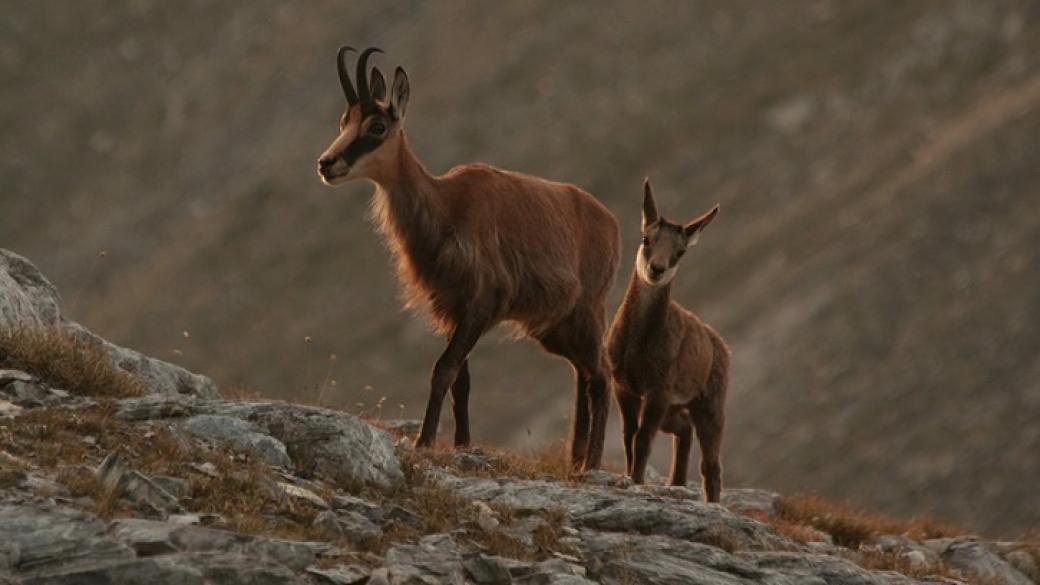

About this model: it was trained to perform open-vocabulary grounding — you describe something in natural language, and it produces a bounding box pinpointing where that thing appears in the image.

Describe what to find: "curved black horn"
[337,45,358,105]
[356,47,384,106]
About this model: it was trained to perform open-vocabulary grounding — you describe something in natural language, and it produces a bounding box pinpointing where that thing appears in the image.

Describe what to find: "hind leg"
[690,398,724,502]
[537,313,610,470]
[662,407,694,487]
[450,360,471,448]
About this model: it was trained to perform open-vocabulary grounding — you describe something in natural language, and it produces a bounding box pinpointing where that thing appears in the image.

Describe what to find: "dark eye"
[677,249,685,258]
[641,236,650,247]
[368,120,386,135]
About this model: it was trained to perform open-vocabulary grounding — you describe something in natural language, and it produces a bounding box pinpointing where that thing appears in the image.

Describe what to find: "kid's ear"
[683,204,720,246]
[389,66,410,120]
[642,177,659,228]
[369,67,387,101]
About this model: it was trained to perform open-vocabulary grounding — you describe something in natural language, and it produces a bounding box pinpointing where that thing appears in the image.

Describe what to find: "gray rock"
[116,395,403,488]
[19,553,311,585]
[312,510,383,544]
[0,504,133,574]
[581,530,766,585]
[0,249,219,399]
[181,414,293,469]
[0,250,61,328]
[1005,550,1040,583]
[744,551,927,585]
[96,452,183,517]
[385,533,465,584]
[148,475,188,499]
[109,518,322,570]
[307,564,371,585]
[938,537,1033,585]
[463,553,513,584]
[436,473,795,552]
[331,494,384,522]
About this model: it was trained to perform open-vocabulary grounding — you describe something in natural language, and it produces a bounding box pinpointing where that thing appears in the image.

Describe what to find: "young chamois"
[606,179,729,500]
[316,47,620,470]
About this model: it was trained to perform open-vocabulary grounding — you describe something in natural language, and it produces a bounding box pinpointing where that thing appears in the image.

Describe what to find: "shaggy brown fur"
[317,47,620,470]
[606,179,729,500]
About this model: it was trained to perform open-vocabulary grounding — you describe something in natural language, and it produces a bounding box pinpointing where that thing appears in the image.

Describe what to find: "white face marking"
[635,249,678,286]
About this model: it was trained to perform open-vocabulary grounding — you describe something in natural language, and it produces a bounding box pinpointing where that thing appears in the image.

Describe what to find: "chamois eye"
[641,236,650,247]
[368,120,387,135]
[677,249,685,258]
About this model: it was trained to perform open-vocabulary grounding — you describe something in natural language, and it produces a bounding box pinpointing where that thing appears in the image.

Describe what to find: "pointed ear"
[389,66,410,120]
[642,177,659,228]
[369,67,387,102]
[683,204,720,246]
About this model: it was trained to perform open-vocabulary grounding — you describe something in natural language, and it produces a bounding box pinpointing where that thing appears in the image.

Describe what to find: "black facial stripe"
[342,133,385,166]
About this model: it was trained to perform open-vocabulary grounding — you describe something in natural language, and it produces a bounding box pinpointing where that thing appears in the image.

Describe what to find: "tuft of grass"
[0,326,145,398]
[774,494,961,548]
[407,441,574,482]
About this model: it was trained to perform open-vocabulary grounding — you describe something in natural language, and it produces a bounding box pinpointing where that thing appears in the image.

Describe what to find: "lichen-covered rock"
[115,395,404,488]
[181,414,292,468]
[435,473,796,552]
[0,249,219,399]
[936,537,1034,585]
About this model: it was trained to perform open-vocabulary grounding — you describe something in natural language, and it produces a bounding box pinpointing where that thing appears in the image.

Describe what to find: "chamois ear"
[683,204,719,246]
[369,67,387,102]
[642,177,659,228]
[389,66,410,120]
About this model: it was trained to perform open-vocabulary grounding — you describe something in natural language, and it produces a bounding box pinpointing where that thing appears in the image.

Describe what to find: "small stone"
[306,565,371,585]
[191,462,220,478]
[473,501,500,533]
[903,550,929,570]
[463,553,513,584]
[278,482,328,508]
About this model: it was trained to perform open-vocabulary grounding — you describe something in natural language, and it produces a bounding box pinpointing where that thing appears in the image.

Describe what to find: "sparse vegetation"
[0,327,145,398]
[772,494,961,548]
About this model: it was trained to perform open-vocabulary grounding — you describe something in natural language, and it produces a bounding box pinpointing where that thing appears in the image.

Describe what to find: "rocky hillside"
[3,254,1040,584]
[3,2,1039,535]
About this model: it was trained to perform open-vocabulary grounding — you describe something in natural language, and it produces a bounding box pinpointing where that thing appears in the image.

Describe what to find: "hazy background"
[2,1,1038,535]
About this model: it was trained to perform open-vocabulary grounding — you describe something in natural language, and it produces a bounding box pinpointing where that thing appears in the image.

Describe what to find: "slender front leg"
[450,359,471,448]
[614,384,641,475]
[415,319,486,449]
[631,395,668,484]
[669,422,694,487]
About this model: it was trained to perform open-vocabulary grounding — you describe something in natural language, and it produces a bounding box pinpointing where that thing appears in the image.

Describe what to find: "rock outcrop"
[0,249,217,399]
[2,249,1037,584]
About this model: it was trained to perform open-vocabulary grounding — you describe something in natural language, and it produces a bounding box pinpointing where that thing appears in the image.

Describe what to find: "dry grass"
[773,494,961,548]
[0,326,145,398]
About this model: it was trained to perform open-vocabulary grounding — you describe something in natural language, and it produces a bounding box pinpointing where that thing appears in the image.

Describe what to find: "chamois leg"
[631,395,668,484]
[614,385,641,475]
[415,320,485,449]
[582,362,610,471]
[668,421,694,487]
[450,360,471,448]
[570,372,591,470]
[690,398,724,503]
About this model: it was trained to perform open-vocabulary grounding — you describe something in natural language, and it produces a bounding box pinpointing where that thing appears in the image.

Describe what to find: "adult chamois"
[317,47,620,470]
[606,178,730,501]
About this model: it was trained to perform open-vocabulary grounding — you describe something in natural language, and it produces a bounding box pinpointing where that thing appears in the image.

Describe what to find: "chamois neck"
[620,270,672,334]
[370,132,448,270]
